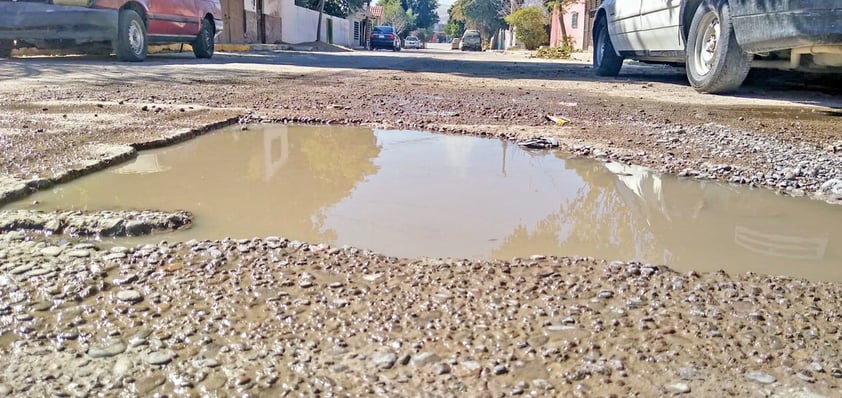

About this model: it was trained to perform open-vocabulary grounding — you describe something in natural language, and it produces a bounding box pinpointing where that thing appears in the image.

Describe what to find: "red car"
[0,0,223,61]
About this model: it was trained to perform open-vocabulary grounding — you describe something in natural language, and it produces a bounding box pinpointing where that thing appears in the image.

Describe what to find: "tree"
[458,0,506,39]
[380,0,416,36]
[445,2,466,38]
[296,0,367,18]
[545,0,575,44]
[316,0,326,42]
[402,0,439,30]
[498,0,524,18]
[504,6,547,50]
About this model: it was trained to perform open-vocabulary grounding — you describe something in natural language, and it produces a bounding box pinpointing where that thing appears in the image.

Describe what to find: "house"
[218,0,366,47]
[549,0,599,51]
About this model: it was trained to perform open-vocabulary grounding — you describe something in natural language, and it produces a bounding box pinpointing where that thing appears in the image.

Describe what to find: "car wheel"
[0,40,12,58]
[193,18,215,59]
[593,17,623,76]
[116,9,147,62]
[685,0,751,93]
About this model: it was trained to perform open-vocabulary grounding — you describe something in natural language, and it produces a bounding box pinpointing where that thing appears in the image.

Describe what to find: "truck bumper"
[0,2,117,42]
[732,7,842,53]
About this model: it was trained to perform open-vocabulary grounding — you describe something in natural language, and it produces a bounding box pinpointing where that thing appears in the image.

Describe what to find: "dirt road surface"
[0,44,841,397]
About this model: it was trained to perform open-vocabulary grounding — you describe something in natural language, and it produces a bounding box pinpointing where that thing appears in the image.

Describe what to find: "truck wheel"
[116,9,147,62]
[593,17,623,76]
[685,0,751,93]
[0,40,13,58]
[193,18,214,59]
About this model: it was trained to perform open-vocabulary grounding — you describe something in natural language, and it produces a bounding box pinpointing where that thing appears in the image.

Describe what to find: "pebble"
[665,382,691,394]
[198,358,220,368]
[411,352,440,367]
[372,352,397,369]
[9,264,32,275]
[0,384,11,396]
[66,249,90,258]
[527,335,549,347]
[146,350,175,365]
[26,267,52,277]
[134,373,165,395]
[88,339,127,358]
[128,329,152,347]
[39,246,63,257]
[492,364,509,375]
[113,357,133,377]
[745,371,777,384]
[116,290,143,303]
[432,362,451,375]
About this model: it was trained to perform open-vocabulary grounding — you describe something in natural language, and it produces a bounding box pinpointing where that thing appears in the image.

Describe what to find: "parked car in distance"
[459,30,481,51]
[370,26,401,51]
[592,0,842,93]
[0,0,223,61]
[451,38,460,50]
[404,36,421,49]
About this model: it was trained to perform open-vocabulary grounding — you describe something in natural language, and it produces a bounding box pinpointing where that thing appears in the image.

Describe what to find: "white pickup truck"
[592,0,842,93]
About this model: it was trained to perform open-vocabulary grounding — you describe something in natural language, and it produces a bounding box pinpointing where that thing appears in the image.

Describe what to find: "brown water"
[6,125,842,281]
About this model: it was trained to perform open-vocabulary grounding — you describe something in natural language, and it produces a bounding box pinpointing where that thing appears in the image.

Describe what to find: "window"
[354,21,360,40]
[571,12,579,29]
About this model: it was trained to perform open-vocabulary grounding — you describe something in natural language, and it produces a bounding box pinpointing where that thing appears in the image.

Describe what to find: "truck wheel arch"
[680,0,704,43]
[120,2,148,25]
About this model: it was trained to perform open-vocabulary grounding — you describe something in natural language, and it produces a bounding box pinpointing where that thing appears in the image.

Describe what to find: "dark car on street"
[369,25,401,51]
[0,0,223,61]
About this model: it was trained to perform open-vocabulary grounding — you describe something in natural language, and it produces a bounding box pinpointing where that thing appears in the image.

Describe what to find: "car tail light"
[388,34,394,39]
[370,34,375,39]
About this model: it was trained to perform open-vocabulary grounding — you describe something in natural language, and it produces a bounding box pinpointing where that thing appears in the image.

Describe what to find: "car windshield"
[407,36,418,41]
[464,31,480,38]
[373,26,394,34]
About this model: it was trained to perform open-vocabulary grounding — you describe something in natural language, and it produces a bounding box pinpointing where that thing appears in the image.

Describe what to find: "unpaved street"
[0,45,841,397]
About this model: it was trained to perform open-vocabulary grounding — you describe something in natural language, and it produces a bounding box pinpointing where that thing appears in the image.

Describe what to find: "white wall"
[280,0,352,46]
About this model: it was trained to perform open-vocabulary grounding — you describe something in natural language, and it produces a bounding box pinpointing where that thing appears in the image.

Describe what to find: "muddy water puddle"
[5,124,842,281]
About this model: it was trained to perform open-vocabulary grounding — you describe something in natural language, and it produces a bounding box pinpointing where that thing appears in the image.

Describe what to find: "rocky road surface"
[0,44,841,396]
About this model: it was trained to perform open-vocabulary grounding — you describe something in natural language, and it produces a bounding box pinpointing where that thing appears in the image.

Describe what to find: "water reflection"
[493,157,839,280]
[6,125,841,281]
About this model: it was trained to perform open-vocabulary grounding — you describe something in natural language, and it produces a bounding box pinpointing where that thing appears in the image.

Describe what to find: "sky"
[437,1,452,23]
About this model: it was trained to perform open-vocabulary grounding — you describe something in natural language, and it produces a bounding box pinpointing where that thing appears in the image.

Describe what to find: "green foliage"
[458,0,506,38]
[504,6,547,50]
[379,0,416,36]
[295,0,365,17]
[533,44,571,59]
[445,19,465,38]
[401,0,439,29]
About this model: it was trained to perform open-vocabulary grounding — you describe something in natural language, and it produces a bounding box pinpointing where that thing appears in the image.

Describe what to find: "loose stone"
[117,290,143,303]
[745,371,776,384]
[88,339,127,358]
[665,382,691,394]
[66,249,90,258]
[146,350,175,365]
[39,246,63,257]
[134,374,165,395]
[411,352,440,367]
[372,352,397,369]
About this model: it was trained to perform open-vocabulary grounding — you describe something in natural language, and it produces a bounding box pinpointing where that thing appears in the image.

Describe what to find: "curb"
[148,43,295,54]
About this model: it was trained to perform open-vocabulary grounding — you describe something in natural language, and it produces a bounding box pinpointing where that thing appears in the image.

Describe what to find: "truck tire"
[0,40,12,58]
[116,9,147,62]
[685,0,751,93]
[593,17,623,76]
[193,18,215,59]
